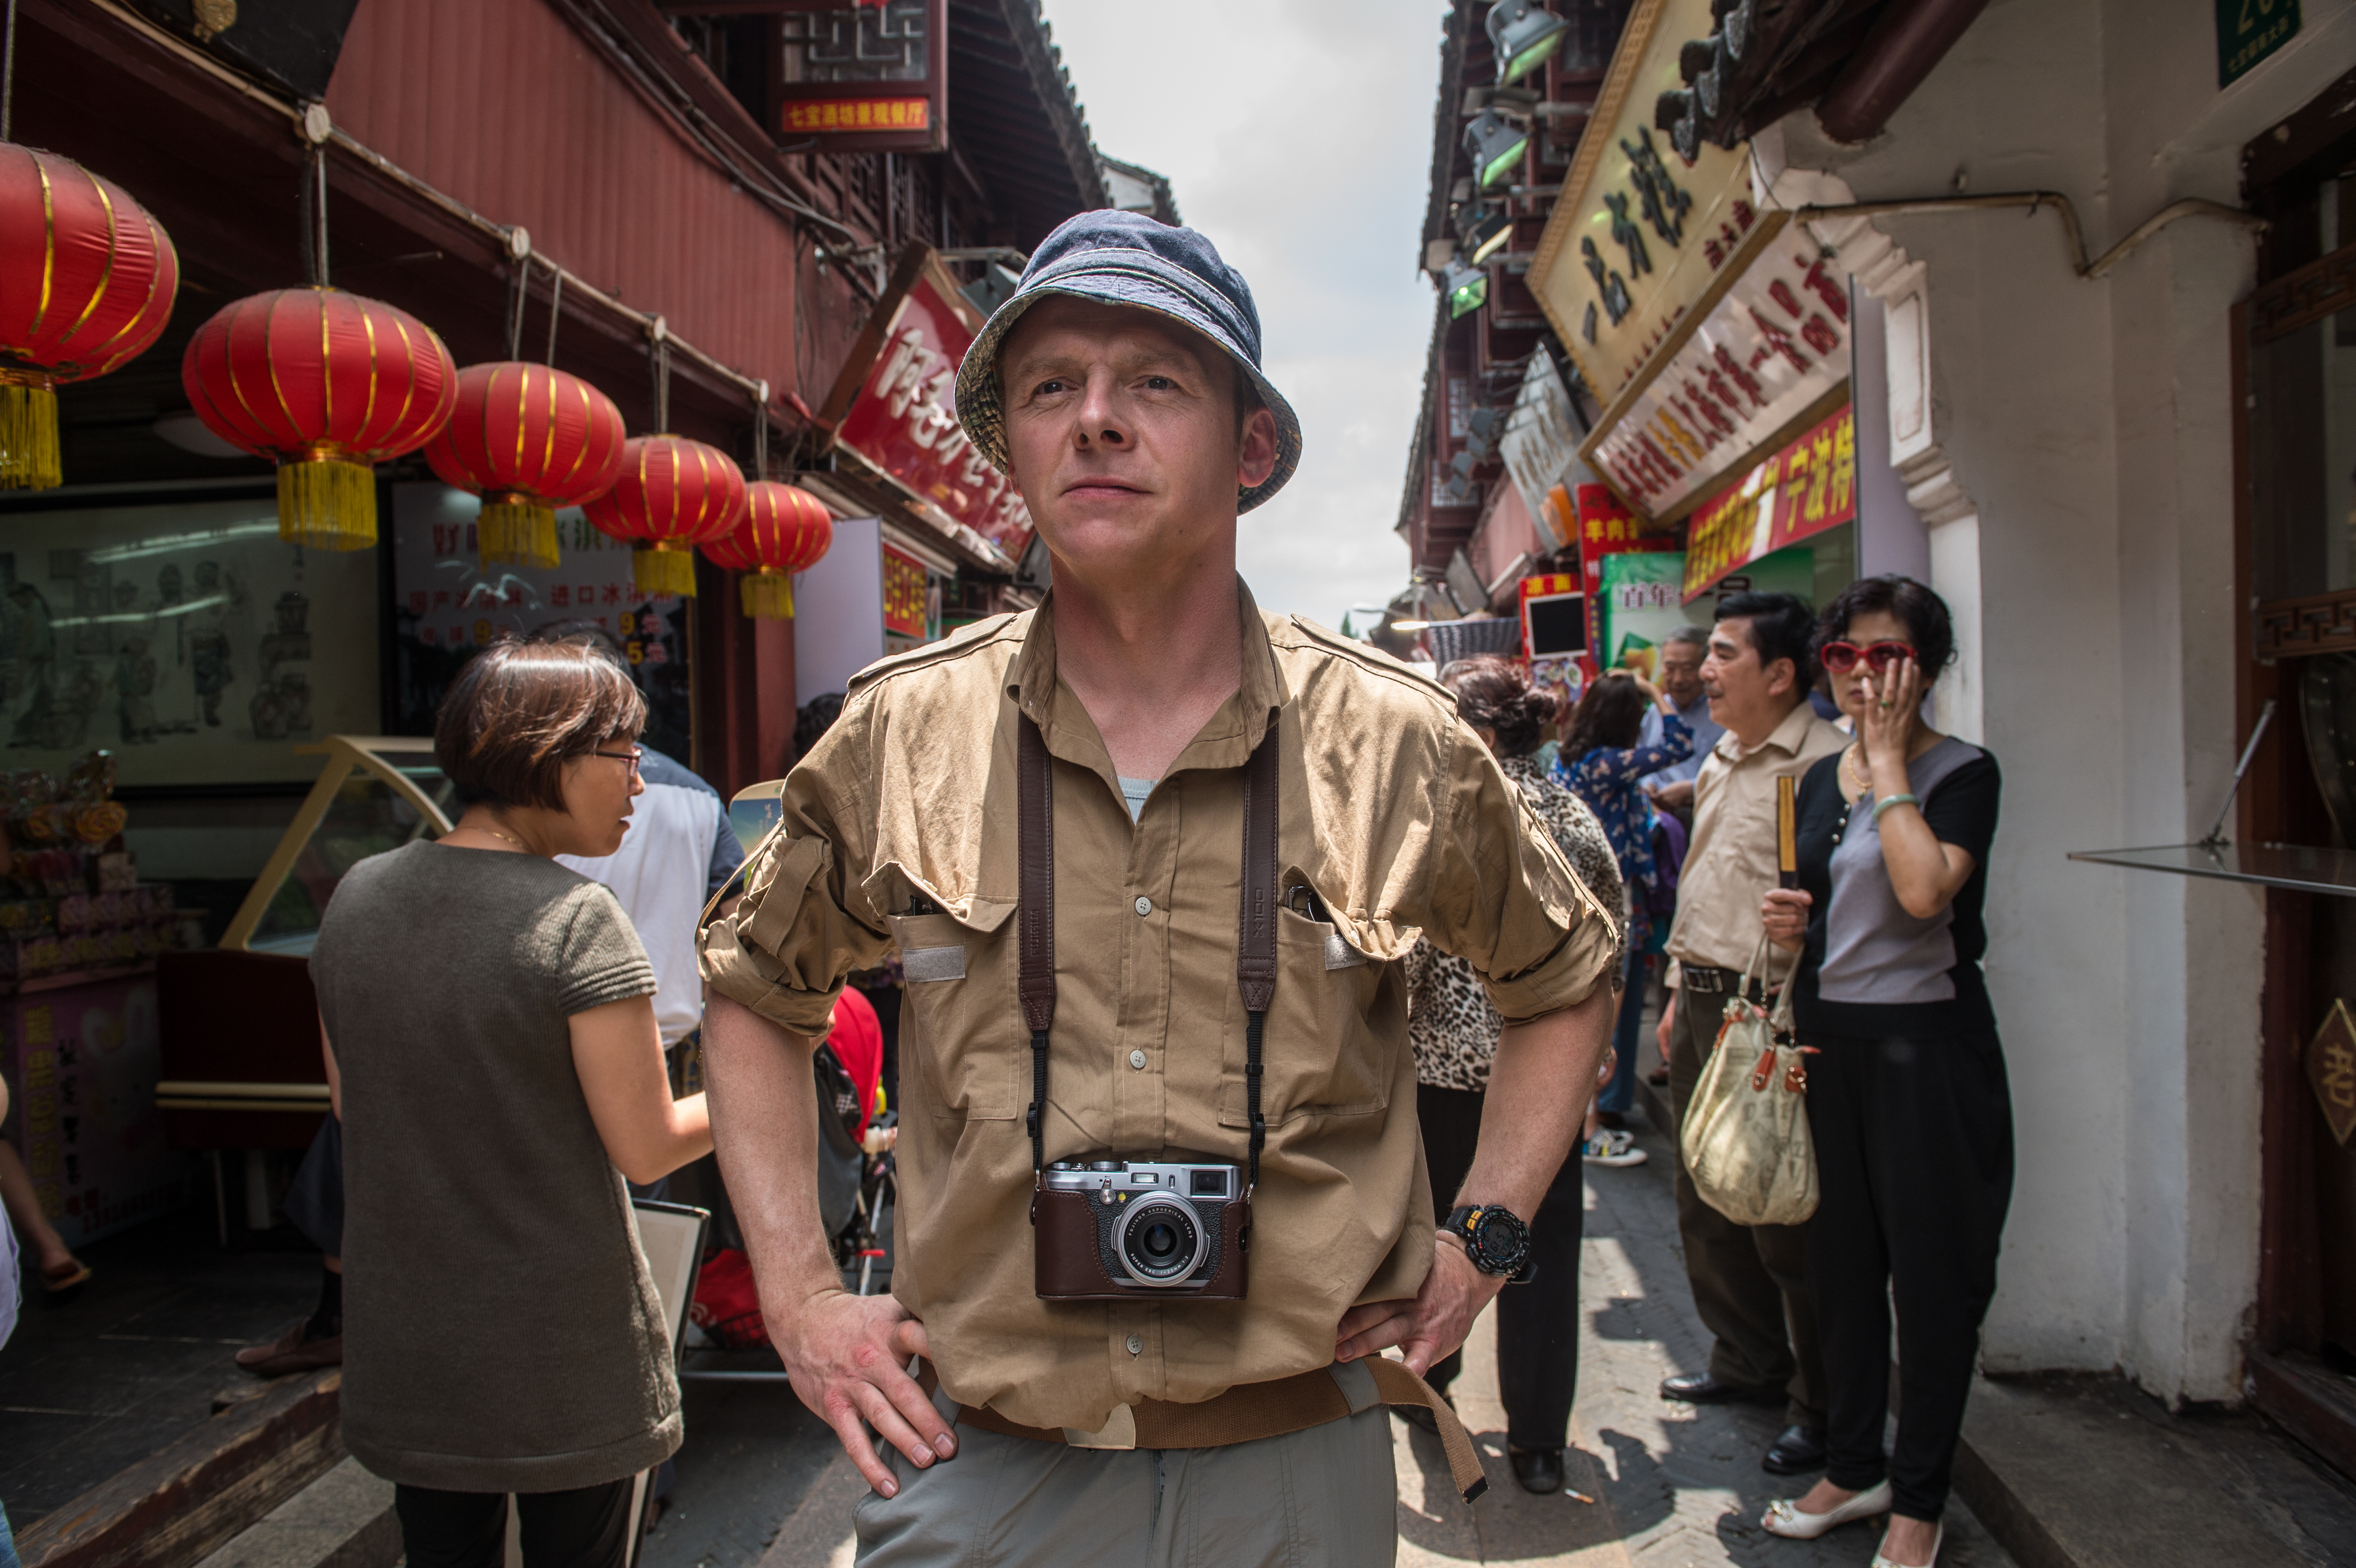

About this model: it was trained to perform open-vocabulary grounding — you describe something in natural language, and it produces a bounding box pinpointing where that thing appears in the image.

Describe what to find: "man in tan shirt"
[1656,592,1845,1476]
[698,212,1617,1565]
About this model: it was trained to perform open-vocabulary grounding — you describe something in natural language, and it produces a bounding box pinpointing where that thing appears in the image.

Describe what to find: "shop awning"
[2067,842,2356,898]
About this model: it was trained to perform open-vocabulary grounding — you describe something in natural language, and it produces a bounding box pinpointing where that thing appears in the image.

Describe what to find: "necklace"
[459,823,529,851]
[1844,742,1874,797]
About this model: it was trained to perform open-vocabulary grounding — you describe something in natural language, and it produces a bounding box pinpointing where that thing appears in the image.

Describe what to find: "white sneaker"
[1582,1129,1647,1166]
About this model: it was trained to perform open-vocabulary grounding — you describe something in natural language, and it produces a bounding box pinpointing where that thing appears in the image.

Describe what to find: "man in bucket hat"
[700,211,1617,1564]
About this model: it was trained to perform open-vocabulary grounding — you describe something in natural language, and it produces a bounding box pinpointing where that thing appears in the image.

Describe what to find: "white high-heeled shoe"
[1870,1521,1942,1568]
[1760,1479,1894,1539]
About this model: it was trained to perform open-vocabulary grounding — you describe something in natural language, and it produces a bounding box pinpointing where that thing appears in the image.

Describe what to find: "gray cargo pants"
[853,1378,1398,1567]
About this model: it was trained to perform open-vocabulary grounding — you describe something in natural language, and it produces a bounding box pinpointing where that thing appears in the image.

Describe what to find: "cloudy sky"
[1046,0,1445,630]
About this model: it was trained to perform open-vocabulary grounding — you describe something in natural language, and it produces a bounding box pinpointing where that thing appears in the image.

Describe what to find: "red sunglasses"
[1820,640,1915,675]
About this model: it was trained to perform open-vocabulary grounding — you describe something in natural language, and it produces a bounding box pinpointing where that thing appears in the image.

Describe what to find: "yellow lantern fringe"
[480,496,560,570]
[739,570,795,621]
[0,373,61,490]
[277,448,378,551]
[633,543,698,597]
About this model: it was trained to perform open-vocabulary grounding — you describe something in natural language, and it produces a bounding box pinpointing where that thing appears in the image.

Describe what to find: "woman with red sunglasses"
[1754,576,2008,1568]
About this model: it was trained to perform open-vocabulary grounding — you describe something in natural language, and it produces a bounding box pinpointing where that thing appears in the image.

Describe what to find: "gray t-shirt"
[311,841,675,1493]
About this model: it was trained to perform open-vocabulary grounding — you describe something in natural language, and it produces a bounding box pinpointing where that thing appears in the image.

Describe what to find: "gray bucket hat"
[951,210,1302,513]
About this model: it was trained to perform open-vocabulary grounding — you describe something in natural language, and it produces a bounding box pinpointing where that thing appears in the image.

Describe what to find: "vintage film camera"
[1035,1156,1248,1299]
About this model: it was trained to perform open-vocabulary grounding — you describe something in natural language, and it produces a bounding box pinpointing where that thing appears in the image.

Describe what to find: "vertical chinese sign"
[882,545,929,640]
[829,258,1038,563]
[5,973,182,1247]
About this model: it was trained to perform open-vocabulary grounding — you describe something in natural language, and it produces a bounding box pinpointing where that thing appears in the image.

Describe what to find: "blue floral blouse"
[1558,710,1693,898]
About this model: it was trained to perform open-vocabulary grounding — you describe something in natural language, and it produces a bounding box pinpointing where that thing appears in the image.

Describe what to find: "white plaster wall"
[1765,0,2356,1402]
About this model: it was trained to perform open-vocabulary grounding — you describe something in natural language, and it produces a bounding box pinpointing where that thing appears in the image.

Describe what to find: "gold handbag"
[1680,936,1819,1227]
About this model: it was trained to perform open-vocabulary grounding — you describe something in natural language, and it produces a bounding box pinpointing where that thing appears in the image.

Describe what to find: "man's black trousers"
[1417,1082,1583,1451]
[1805,1027,2014,1521]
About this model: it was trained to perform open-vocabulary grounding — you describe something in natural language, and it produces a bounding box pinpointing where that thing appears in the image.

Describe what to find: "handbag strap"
[1017,713,1278,1200]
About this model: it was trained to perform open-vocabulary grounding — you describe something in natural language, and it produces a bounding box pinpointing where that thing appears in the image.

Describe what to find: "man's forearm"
[703,991,838,1303]
[1456,985,1614,1217]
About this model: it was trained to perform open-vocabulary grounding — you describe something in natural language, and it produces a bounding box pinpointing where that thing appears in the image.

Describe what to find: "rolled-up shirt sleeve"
[697,702,893,1041]
[1413,723,1618,1025]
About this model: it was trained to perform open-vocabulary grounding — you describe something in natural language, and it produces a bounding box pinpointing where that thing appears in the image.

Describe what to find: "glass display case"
[160,737,455,1151]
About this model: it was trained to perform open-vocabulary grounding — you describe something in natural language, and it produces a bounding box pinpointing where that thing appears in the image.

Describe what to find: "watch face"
[1467,1207,1531,1274]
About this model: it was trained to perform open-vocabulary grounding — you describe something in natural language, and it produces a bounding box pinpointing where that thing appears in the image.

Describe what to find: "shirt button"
[1126,1333,1144,1356]
[1134,896,1153,917]
[1129,1049,1146,1070]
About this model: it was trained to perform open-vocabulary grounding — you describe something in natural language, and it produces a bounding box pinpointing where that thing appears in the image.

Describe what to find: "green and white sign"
[2218,0,2300,87]
[1597,545,1816,682]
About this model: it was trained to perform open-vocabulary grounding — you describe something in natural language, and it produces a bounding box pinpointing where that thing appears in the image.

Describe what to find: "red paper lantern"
[582,435,747,597]
[0,145,179,489]
[703,481,833,620]
[181,287,458,551]
[424,363,627,570]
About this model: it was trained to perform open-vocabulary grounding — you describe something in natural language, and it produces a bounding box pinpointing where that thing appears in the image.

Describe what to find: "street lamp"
[1441,257,1489,319]
[1458,204,1512,264]
[1463,109,1528,191]
[1488,0,1571,85]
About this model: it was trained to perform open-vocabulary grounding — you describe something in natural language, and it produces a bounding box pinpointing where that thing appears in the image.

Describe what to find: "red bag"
[689,1247,770,1350]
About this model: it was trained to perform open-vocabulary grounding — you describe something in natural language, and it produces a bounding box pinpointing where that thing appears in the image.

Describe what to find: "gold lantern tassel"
[0,370,62,490]
[740,570,795,620]
[278,445,378,551]
[633,543,698,597]
[480,494,560,570]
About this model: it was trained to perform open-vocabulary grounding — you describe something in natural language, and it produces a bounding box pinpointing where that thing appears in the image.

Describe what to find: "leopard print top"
[1404,753,1627,1093]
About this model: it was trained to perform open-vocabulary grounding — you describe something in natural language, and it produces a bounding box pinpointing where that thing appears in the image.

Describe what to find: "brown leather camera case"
[1035,1188,1251,1300]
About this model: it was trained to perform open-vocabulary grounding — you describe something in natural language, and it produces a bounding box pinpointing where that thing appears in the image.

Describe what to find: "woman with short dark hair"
[1558,668,1692,1165]
[1757,576,2007,1568]
[314,638,713,1568]
[1405,654,1622,1496]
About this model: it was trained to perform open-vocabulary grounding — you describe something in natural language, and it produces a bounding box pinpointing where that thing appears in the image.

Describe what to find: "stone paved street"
[1391,1106,2017,1568]
[724,1105,2018,1568]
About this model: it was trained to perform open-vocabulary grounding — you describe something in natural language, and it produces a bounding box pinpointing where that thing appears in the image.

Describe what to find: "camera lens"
[1116,1194,1204,1284]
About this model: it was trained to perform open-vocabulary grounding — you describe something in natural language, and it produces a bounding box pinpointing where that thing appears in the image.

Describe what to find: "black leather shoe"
[1509,1446,1564,1495]
[1762,1424,1828,1475]
[1658,1371,1781,1406]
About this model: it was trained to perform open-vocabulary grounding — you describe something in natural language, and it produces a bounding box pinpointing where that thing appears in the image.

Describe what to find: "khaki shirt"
[700,584,1615,1433]
[1664,700,1846,976]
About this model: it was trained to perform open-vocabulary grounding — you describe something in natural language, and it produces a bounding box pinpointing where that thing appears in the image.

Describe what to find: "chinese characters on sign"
[1574,483,1659,669]
[1586,234,1852,520]
[882,545,929,639]
[835,270,1037,560]
[1528,0,1760,404]
[4,973,183,1247]
[1681,403,1857,602]
[783,98,929,133]
[2216,0,2300,87]
[1499,353,1584,544]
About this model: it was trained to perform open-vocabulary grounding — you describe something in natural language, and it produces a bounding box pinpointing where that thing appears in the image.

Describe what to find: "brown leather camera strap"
[1017,712,1276,1203]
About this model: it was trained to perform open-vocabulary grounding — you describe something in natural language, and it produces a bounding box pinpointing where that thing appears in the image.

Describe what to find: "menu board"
[1,971,185,1248]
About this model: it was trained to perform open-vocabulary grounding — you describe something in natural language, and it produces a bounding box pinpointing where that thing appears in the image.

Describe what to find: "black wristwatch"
[1441,1204,1534,1282]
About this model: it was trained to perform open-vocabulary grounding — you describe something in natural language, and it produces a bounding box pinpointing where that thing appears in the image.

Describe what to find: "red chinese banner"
[882,544,928,638]
[1576,483,1674,667]
[1681,403,1856,603]
[835,271,1036,560]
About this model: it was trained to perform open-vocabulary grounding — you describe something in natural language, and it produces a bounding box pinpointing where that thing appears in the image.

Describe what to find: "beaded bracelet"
[1871,793,1920,822]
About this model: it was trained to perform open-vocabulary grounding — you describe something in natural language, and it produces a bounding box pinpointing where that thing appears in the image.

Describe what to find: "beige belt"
[925,1358,1489,1502]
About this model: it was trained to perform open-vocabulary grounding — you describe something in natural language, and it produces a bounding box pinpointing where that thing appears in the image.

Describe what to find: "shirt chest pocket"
[889,909,1017,1121]
[1217,906,1390,1128]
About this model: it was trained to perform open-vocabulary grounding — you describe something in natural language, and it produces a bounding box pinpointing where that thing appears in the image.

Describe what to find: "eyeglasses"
[1819,640,1916,675]
[589,745,644,776]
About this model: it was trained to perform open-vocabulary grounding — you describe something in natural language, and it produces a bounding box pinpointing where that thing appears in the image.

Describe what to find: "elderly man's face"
[999,297,1278,587]
[1658,637,1705,707]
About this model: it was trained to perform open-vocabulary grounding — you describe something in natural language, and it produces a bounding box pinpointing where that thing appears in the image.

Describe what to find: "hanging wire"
[297,145,331,288]
[505,258,527,359]
[544,261,564,367]
[753,383,768,480]
[648,322,671,434]
[2,0,20,144]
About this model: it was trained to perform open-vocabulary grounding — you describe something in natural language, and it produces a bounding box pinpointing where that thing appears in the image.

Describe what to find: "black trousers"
[394,1480,635,1568]
[1668,981,1824,1427]
[1806,1027,2014,1521]
[1417,1083,1584,1451]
